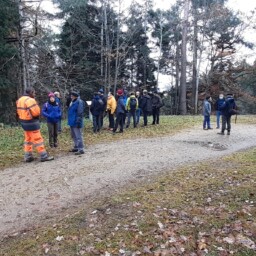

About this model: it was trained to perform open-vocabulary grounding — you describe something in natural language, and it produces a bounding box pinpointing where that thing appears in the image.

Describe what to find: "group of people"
[16,87,164,162]
[203,92,237,135]
[91,88,163,134]
[16,87,237,163]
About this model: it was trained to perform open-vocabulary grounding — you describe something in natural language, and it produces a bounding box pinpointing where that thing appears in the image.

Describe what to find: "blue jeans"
[136,108,141,124]
[203,115,211,129]
[127,110,136,128]
[216,111,221,128]
[70,127,84,151]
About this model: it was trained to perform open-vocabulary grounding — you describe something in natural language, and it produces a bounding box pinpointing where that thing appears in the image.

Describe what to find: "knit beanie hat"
[48,92,55,98]
[117,89,123,96]
[71,91,79,97]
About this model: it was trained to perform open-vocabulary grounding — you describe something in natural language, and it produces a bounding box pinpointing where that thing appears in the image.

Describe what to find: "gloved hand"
[76,123,82,128]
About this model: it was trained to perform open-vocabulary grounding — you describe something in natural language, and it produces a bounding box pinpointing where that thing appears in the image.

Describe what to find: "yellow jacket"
[107,95,117,114]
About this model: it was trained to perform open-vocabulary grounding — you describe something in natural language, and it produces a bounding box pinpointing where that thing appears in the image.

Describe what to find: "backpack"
[130,97,137,110]
[226,100,237,116]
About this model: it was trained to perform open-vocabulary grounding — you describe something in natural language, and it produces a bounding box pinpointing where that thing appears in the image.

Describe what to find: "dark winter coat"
[140,95,152,113]
[215,98,225,111]
[220,96,237,117]
[151,94,163,109]
[116,96,126,114]
[90,95,105,116]
[68,97,85,128]
[42,101,62,124]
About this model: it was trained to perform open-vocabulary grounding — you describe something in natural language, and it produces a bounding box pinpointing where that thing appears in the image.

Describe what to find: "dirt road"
[0,124,256,238]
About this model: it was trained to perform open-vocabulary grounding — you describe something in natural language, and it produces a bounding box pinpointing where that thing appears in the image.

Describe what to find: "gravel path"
[0,124,256,238]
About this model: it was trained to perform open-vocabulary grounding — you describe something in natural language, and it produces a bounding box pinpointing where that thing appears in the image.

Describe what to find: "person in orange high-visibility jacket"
[16,87,54,162]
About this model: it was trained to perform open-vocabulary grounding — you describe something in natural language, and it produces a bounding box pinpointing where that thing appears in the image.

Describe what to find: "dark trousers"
[221,115,231,132]
[47,122,58,147]
[93,115,100,133]
[152,107,160,124]
[143,111,149,126]
[99,112,104,129]
[114,113,124,132]
[108,110,115,129]
[126,110,136,128]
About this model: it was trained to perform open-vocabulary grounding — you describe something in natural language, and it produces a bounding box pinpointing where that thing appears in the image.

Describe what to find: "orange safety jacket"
[16,95,41,131]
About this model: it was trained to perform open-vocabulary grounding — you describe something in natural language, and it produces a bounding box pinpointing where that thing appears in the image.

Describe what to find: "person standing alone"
[16,87,54,162]
[151,90,163,125]
[203,96,213,130]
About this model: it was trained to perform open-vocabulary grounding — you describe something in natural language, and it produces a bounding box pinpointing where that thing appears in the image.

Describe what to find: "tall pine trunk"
[179,0,189,115]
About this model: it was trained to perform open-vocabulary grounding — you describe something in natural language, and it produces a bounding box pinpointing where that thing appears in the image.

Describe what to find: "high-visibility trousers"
[24,130,47,159]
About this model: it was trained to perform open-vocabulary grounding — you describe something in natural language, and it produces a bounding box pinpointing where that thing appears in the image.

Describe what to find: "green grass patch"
[1,115,255,170]
[1,148,255,255]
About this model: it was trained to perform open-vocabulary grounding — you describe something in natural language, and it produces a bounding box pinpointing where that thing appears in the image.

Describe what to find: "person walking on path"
[42,92,62,148]
[140,90,152,126]
[113,89,126,134]
[90,92,105,133]
[151,90,163,125]
[68,91,85,155]
[126,92,138,128]
[54,91,62,133]
[107,90,117,131]
[215,93,225,129]
[218,93,237,135]
[16,87,54,162]
[135,91,141,125]
[203,96,213,130]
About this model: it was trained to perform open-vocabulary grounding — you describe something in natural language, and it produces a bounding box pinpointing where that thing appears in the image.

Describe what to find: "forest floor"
[0,117,256,255]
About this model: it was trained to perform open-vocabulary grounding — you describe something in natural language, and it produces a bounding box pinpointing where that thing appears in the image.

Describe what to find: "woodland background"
[1,0,256,123]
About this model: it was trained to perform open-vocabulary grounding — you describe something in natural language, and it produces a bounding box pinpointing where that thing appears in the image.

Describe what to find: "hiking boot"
[69,148,78,152]
[75,150,85,155]
[217,132,225,135]
[41,156,54,162]
[203,128,208,130]
[25,157,34,163]
[54,143,58,148]
[208,127,213,130]
[227,131,230,135]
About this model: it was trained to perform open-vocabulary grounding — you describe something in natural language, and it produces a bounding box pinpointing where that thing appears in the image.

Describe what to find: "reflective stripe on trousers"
[24,130,47,159]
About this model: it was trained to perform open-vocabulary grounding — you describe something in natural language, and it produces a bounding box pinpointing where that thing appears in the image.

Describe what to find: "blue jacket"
[116,96,126,114]
[203,100,211,116]
[42,102,61,123]
[68,98,85,127]
[220,96,237,117]
[90,95,105,116]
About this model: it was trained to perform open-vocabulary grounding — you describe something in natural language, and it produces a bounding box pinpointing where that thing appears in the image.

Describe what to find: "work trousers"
[24,130,47,160]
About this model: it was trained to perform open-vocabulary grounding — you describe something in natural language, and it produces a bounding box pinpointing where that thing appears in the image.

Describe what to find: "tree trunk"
[114,0,120,95]
[156,11,163,89]
[18,0,28,93]
[179,0,189,115]
[192,13,198,114]
[175,43,180,115]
